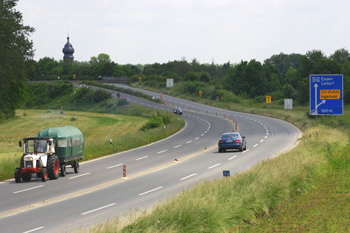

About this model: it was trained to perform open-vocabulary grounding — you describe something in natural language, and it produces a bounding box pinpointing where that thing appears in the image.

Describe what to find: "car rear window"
[222,134,239,139]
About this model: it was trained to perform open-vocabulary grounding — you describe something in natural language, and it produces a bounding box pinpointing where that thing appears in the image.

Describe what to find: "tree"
[329,48,350,64]
[0,0,35,119]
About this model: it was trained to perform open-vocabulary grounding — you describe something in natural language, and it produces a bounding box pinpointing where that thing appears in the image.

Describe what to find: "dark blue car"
[218,132,247,152]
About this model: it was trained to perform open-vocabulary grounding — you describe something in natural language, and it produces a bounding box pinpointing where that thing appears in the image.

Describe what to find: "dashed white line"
[81,203,116,215]
[180,173,197,180]
[264,136,268,139]
[260,139,264,143]
[186,141,192,144]
[14,185,44,194]
[136,156,148,160]
[157,150,167,154]
[228,155,237,160]
[208,163,221,169]
[107,164,123,169]
[173,145,181,148]
[23,226,44,233]
[201,134,204,136]
[139,186,163,196]
[194,137,199,140]
[253,144,259,148]
[69,173,90,180]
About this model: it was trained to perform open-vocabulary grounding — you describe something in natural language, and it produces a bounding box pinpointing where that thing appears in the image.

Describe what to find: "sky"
[16,0,350,65]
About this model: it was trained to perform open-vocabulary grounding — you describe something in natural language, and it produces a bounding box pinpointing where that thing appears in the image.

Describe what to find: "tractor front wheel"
[41,168,48,182]
[14,168,21,183]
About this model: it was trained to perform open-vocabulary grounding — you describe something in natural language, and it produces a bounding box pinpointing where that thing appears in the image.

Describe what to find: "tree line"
[1,0,349,120]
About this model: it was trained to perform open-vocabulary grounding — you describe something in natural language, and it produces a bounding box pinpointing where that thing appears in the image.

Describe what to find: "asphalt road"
[0,85,302,233]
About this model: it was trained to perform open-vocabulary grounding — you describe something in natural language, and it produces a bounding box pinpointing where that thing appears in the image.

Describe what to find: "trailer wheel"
[48,155,59,179]
[22,173,32,182]
[41,168,48,182]
[14,168,21,183]
[60,164,66,177]
[73,161,79,173]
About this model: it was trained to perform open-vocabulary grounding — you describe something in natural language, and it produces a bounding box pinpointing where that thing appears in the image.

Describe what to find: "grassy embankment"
[82,83,350,232]
[0,103,184,181]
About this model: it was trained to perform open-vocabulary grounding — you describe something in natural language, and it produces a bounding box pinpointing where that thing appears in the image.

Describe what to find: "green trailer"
[37,126,84,164]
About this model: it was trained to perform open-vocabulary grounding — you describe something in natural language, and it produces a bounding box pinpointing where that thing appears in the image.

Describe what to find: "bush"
[140,112,173,131]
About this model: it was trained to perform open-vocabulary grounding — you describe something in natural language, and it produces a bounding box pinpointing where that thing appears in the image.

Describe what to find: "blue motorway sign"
[309,74,343,115]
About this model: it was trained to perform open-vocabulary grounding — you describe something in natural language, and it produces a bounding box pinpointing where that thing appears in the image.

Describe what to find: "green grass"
[0,108,184,181]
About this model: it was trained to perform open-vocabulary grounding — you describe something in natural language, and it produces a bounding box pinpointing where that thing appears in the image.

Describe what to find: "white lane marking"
[136,156,148,161]
[173,145,181,148]
[107,164,123,169]
[253,144,259,148]
[139,186,163,196]
[208,163,221,169]
[23,226,45,233]
[157,150,167,154]
[260,139,264,143]
[201,134,204,136]
[14,185,44,194]
[205,131,208,133]
[186,141,192,144]
[264,136,268,139]
[194,137,199,140]
[180,173,197,180]
[228,155,237,160]
[81,203,116,215]
[69,173,90,180]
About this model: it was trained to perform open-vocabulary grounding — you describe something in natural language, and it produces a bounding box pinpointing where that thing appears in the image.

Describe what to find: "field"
[0,108,184,181]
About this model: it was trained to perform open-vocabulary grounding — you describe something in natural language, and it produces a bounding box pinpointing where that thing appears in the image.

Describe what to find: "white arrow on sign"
[312,84,326,115]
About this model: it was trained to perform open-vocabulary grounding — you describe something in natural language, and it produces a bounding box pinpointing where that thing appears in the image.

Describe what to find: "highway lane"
[0,85,301,233]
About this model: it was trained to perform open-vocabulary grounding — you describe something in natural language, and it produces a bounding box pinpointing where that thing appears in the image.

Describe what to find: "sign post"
[309,74,343,115]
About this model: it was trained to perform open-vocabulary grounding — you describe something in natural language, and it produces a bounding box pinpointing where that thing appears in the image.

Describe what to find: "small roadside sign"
[266,96,271,103]
[223,170,230,177]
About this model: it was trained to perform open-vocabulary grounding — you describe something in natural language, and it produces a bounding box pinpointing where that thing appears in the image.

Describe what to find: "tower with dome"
[62,36,74,64]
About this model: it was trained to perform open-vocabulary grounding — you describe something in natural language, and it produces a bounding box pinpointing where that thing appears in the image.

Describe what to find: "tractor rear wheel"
[48,155,59,179]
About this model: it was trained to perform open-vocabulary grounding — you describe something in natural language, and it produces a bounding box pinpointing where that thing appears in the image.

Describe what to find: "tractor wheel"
[22,173,32,182]
[47,155,59,179]
[73,161,79,173]
[60,164,66,177]
[14,168,21,183]
[41,168,48,182]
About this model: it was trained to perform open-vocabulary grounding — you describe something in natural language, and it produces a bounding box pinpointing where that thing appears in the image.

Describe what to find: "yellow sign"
[320,90,340,99]
[199,90,203,97]
[138,77,142,82]
[266,96,272,103]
